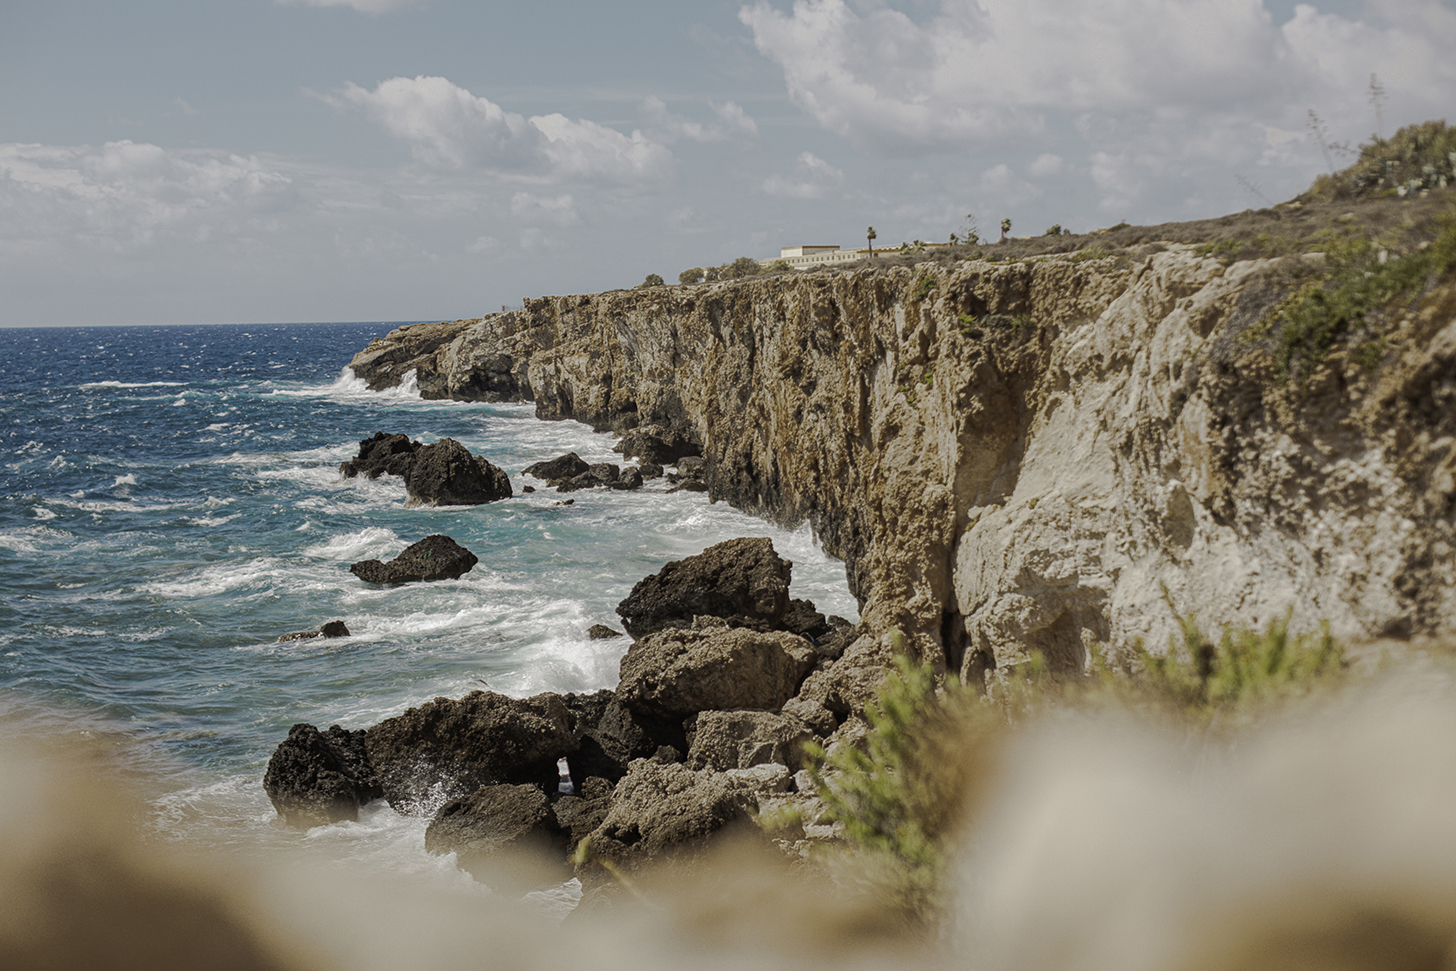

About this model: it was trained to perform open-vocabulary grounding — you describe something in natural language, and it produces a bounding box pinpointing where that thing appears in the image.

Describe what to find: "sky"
[1,0,1453,327]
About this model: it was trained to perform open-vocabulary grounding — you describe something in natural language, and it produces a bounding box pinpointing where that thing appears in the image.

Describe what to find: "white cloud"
[467,235,500,254]
[172,97,199,116]
[276,0,424,13]
[0,141,301,256]
[740,0,1456,210]
[1028,153,1063,178]
[639,96,760,143]
[337,76,674,185]
[510,191,578,226]
[762,151,846,199]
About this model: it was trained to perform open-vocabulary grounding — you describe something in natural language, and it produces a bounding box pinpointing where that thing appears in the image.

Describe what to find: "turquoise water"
[0,322,856,871]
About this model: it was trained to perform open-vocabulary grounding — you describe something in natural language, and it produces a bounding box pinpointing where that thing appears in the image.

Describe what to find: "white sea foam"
[302,527,401,561]
[142,558,285,599]
[78,380,186,389]
[32,507,56,522]
[0,526,73,554]
[113,473,138,487]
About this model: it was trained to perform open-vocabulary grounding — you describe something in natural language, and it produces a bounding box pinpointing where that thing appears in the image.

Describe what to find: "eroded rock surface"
[340,433,510,505]
[424,783,568,889]
[364,690,575,811]
[347,251,1456,672]
[616,537,793,638]
[616,625,817,720]
[263,724,382,828]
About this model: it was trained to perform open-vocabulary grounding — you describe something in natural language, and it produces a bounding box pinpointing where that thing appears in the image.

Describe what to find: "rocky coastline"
[345,224,1456,678]
[266,537,873,893]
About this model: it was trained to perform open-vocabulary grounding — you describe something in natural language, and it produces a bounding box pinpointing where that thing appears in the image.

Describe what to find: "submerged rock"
[350,534,478,585]
[364,690,576,811]
[587,624,623,640]
[616,537,794,638]
[277,620,351,643]
[263,723,382,828]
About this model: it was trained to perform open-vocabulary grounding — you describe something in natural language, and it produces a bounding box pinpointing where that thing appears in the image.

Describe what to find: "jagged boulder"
[581,760,788,874]
[615,424,700,465]
[340,431,419,480]
[616,537,793,638]
[561,690,669,789]
[405,438,512,505]
[587,624,623,640]
[522,452,590,485]
[616,624,817,721]
[556,463,643,493]
[687,710,815,773]
[787,629,894,726]
[350,534,478,585]
[424,784,568,889]
[263,724,382,828]
[339,433,511,505]
[364,690,577,811]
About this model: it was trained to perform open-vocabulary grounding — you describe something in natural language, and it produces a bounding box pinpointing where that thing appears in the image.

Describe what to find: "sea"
[0,321,857,904]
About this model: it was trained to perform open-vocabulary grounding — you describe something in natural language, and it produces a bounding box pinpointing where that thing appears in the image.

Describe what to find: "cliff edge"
[349,202,1456,679]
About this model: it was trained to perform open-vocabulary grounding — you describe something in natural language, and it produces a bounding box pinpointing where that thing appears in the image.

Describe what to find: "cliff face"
[349,247,1456,677]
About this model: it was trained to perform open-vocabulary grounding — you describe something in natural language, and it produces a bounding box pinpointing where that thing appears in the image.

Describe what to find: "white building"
[762,242,952,270]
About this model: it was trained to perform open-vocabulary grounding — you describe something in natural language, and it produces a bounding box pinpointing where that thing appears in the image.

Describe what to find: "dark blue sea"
[0,322,854,889]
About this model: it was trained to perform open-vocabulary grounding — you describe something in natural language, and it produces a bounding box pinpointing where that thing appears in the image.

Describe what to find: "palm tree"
[867,225,877,256]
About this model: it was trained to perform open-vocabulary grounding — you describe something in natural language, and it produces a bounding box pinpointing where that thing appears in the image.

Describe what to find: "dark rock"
[364,690,577,811]
[350,534,479,585]
[404,437,512,505]
[687,710,814,773]
[616,625,817,720]
[339,431,420,480]
[637,462,664,480]
[781,599,832,641]
[616,537,794,638]
[587,624,622,640]
[561,690,667,789]
[615,424,701,466]
[554,498,575,506]
[553,776,613,850]
[263,723,382,828]
[670,480,709,493]
[522,485,536,493]
[606,467,644,491]
[424,783,568,889]
[339,432,511,506]
[522,452,590,484]
[277,620,351,643]
[666,455,707,484]
[557,463,622,493]
[580,760,787,875]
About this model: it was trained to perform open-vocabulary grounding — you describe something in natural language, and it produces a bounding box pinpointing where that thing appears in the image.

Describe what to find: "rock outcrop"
[616,624,818,720]
[350,534,478,585]
[616,536,793,638]
[263,724,382,828]
[347,245,1456,675]
[277,620,351,643]
[340,433,511,505]
[363,690,576,810]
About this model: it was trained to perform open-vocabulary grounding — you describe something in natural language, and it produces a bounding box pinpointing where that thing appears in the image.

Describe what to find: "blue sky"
[1,0,1452,326]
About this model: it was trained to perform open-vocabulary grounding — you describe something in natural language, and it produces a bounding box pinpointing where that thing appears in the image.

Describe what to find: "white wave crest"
[303,527,400,561]
[113,474,137,487]
[78,380,186,389]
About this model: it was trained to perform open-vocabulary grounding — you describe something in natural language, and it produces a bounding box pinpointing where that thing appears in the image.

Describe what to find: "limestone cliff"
[349,244,1456,679]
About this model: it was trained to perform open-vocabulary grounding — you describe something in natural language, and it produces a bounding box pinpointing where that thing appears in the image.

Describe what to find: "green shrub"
[636,273,665,288]
[804,654,994,922]
[912,273,935,301]
[678,267,704,285]
[1265,213,1456,382]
